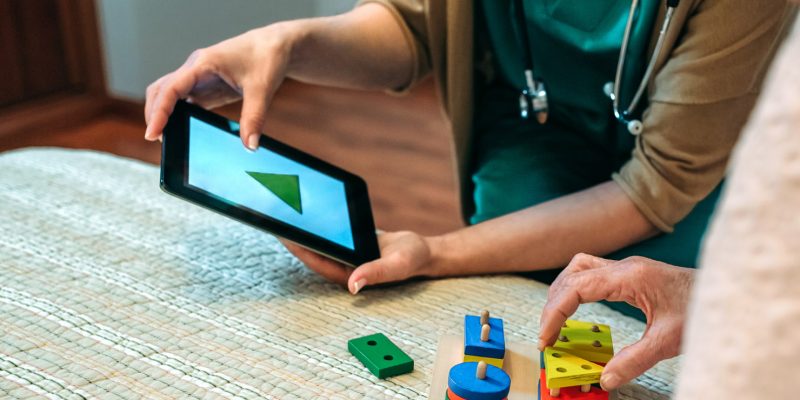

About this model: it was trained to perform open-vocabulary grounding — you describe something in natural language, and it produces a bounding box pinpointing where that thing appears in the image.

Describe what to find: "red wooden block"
[447,388,467,400]
[539,369,608,400]
[446,387,507,400]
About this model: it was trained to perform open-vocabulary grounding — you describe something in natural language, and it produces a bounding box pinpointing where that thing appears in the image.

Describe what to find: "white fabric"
[675,17,800,400]
[0,148,678,399]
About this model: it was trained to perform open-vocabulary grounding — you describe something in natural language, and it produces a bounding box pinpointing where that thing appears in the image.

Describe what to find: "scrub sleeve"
[472,0,722,321]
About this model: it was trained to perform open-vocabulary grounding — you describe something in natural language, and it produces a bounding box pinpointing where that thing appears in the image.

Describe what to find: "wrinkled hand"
[281,231,435,294]
[144,24,296,149]
[538,254,694,391]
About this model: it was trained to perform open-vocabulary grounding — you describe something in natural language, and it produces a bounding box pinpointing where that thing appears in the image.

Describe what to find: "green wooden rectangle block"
[348,333,414,379]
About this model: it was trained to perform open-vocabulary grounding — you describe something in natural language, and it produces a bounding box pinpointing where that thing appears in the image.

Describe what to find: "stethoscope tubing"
[613,4,677,122]
[516,0,680,135]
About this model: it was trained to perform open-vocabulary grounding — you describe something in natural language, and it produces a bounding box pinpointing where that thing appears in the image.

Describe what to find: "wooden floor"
[0,80,463,235]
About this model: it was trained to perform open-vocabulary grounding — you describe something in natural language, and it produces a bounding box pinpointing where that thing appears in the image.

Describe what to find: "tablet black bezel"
[160,100,380,267]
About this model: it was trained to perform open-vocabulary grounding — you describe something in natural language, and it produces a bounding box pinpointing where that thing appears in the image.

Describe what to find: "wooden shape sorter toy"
[542,347,603,389]
[551,320,614,364]
[430,313,615,400]
[540,320,614,399]
[538,369,608,400]
[448,361,511,400]
[464,310,506,360]
[464,354,504,369]
[348,333,414,379]
[431,310,537,400]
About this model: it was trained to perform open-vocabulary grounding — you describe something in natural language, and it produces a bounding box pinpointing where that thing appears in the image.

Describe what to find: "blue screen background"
[187,117,355,250]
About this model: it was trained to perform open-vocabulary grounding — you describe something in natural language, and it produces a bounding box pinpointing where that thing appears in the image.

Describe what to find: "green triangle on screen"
[245,171,303,214]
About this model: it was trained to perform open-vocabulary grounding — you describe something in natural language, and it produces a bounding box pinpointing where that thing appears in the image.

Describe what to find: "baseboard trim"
[106,96,145,122]
[0,92,109,140]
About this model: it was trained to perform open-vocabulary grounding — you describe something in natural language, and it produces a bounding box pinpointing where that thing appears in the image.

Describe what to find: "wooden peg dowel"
[480,310,489,325]
[480,324,491,342]
[476,361,488,379]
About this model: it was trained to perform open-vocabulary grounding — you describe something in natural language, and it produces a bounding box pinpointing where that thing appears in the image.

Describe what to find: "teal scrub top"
[480,0,660,141]
[472,0,660,222]
[472,1,722,321]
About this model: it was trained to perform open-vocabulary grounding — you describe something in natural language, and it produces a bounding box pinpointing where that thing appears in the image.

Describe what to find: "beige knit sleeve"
[613,0,793,232]
[356,0,432,92]
[675,17,800,400]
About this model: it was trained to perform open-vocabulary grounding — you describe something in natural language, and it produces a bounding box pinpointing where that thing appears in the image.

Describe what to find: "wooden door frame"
[0,0,110,141]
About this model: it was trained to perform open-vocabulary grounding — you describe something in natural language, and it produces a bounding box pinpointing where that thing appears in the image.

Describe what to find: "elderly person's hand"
[538,254,694,390]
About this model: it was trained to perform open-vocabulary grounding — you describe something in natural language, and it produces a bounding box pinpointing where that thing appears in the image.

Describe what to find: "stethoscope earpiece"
[627,119,643,136]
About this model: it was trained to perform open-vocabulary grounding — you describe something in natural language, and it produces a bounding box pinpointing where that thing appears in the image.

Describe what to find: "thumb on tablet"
[348,256,407,295]
[347,231,432,295]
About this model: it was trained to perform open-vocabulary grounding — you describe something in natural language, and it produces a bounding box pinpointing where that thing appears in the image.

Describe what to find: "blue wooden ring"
[448,362,510,400]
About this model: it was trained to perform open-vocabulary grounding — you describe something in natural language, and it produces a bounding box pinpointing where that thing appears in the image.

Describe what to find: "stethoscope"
[515,0,680,135]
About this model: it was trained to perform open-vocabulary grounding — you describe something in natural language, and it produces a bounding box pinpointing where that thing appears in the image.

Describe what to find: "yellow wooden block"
[463,354,504,368]
[543,347,603,389]
[552,319,614,364]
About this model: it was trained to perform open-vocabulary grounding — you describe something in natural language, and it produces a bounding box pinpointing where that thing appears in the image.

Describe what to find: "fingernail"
[157,135,162,143]
[352,278,367,295]
[537,340,544,351]
[600,373,620,391]
[246,134,259,151]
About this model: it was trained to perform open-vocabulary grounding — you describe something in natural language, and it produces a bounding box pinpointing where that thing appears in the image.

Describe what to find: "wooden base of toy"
[428,335,538,400]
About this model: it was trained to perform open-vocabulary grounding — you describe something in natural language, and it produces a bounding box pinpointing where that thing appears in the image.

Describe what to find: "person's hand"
[538,254,694,391]
[281,231,436,294]
[144,23,298,149]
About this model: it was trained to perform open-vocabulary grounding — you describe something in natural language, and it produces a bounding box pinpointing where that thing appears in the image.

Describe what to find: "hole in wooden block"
[552,352,562,358]
[556,367,567,373]
[384,355,393,361]
[367,340,377,346]
[592,340,602,347]
[581,365,592,370]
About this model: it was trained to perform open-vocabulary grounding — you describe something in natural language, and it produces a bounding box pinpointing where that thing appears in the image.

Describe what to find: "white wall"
[96,0,355,100]
[315,0,356,17]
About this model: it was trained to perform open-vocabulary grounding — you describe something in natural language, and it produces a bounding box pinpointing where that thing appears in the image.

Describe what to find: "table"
[0,149,678,399]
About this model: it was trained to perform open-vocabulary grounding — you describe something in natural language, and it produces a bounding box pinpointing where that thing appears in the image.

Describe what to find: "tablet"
[160,100,380,266]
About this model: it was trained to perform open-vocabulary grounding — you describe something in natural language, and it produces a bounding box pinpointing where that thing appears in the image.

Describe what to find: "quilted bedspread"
[0,149,679,399]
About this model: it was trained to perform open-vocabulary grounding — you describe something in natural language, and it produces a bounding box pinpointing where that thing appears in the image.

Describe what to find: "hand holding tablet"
[160,100,380,267]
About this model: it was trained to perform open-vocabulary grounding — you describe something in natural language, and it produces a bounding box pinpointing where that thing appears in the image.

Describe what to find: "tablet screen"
[186,117,355,250]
